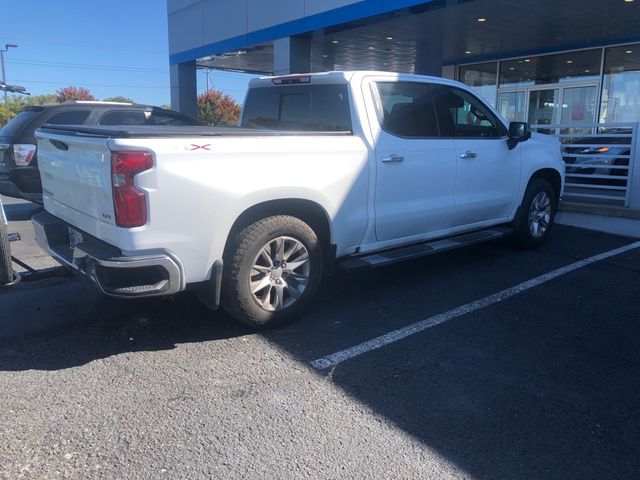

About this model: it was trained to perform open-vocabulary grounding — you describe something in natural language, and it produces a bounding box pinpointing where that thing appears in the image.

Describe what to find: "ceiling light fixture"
[465,50,471,54]
[626,50,633,53]
[566,60,573,64]
[332,40,339,44]
[368,46,375,50]
[524,59,531,62]
[386,36,393,40]
[477,17,487,22]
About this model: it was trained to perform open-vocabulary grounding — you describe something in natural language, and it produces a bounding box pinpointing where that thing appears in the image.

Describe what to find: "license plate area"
[68,227,84,249]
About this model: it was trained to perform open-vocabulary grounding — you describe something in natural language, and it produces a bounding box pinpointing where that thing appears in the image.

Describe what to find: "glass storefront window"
[458,62,497,106]
[561,86,597,125]
[460,43,640,126]
[600,45,640,123]
[497,91,526,122]
[499,49,601,88]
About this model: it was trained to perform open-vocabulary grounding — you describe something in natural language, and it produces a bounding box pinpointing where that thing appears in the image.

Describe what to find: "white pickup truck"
[33,71,564,328]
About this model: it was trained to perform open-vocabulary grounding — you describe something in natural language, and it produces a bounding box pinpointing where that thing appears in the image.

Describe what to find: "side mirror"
[507,122,532,150]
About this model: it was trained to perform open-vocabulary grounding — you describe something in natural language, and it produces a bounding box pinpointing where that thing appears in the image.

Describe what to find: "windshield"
[0,110,40,138]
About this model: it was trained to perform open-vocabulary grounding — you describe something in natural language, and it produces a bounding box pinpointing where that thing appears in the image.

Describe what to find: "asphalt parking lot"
[1,198,639,479]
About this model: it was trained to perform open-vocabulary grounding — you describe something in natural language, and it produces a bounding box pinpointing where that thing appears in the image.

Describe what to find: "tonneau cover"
[36,124,352,138]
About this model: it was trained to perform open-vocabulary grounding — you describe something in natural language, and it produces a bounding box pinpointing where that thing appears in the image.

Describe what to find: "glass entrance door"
[497,91,526,122]
[497,84,599,132]
[528,88,560,133]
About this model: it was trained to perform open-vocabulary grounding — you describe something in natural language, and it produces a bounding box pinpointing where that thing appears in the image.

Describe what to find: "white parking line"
[311,241,640,370]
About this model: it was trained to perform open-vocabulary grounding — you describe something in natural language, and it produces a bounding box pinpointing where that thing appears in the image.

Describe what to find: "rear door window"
[242,84,352,132]
[375,82,441,138]
[99,110,147,126]
[45,110,91,125]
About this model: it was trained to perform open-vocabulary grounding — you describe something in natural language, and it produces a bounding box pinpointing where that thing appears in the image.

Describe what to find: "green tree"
[23,94,58,106]
[56,86,96,103]
[0,99,24,127]
[103,96,134,103]
[0,94,59,128]
[197,90,241,126]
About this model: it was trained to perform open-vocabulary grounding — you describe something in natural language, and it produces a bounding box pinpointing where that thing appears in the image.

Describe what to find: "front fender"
[518,133,565,202]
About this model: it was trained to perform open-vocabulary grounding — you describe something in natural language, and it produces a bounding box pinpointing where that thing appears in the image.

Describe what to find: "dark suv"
[0,102,200,203]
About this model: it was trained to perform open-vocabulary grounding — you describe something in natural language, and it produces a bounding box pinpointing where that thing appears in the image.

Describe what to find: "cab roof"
[249,70,463,89]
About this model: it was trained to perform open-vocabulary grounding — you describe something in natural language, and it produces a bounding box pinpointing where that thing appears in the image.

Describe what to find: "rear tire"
[221,215,323,328]
[512,178,557,249]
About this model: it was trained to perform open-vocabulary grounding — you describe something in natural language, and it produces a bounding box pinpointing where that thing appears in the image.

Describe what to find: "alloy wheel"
[528,191,552,239]
[249,236,311,311]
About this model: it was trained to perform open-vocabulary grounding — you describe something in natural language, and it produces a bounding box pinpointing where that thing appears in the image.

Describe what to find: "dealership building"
[168,0,640,210]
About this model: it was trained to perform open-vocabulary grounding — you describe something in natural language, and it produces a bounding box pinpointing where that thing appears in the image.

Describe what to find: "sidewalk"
[556,202,640,239]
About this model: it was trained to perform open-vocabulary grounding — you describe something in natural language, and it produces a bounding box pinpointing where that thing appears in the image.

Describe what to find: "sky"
[1,0,256,107]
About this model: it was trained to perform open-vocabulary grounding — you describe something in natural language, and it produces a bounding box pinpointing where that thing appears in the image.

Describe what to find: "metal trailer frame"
[1,197,70,290]
[0,196,20,287]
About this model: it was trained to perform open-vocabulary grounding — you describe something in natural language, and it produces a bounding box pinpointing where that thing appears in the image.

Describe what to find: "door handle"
[382,154,405,163]
[459,151,477,159]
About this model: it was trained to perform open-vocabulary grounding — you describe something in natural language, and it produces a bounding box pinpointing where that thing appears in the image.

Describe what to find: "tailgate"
[36,130,118,243]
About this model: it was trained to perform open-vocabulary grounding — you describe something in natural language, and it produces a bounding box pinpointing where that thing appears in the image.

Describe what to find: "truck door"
[368,80,457,242]
[433,85,521,226]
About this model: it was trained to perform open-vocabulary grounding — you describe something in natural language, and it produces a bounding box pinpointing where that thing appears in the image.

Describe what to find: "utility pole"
[1,43,18,123]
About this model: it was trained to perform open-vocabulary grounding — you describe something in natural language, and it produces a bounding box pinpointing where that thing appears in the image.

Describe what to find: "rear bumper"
[32,211,183,298]
[0,173,43,203]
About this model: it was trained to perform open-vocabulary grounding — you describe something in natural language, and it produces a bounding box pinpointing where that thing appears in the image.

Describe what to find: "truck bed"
[37,124,352,138]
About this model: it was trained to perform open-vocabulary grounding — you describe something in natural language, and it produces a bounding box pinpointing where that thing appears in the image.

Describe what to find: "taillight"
[111,151,153,228]
[13,144,37,166]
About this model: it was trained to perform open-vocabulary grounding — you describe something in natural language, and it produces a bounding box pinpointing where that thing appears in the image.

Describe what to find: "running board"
[339,227,513,271]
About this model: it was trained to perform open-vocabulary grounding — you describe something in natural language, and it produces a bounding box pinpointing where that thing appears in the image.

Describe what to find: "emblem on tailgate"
[189,144,211,151]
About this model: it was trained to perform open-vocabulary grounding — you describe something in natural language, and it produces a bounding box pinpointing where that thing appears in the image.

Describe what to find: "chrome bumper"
[32,211,182,298]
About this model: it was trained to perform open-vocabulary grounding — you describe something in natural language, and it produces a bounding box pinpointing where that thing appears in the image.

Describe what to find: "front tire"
[221,215,323,328]
[513,178,557,249]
